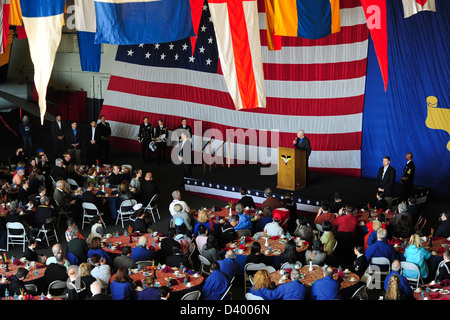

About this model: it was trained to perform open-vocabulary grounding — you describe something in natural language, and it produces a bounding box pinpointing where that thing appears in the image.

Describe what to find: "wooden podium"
[276,147,306,191]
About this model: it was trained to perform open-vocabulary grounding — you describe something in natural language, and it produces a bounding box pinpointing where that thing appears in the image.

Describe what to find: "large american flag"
[100,0,369,177]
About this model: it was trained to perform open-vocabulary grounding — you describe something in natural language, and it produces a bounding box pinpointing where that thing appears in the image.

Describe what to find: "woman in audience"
[195,224,208,253]
[87,236,112,265]
[383,274,409,300]
[166,241,189,268]
[117,180,134,207]
[129,169,142,196]
[87,167,99,186]
[201,233,220,264]
[403,233,431,281]
[194,209,216,237]
[294,215,314,243]
[278,239,302,269]
[174,222,194,254]
[110,266,136,300]
[86,216,105,243]
[249,269,276,299]
[79,262,97,298]
[245,242,267,266]
[254,207,273,233]
[304,240,327,266]
[320,220,337,256]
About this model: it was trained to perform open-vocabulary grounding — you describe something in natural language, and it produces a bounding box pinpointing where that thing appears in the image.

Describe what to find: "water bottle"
[13,292,18,300]
[5,288,9,298]
[41,292,45,300]
[254,233,258,241]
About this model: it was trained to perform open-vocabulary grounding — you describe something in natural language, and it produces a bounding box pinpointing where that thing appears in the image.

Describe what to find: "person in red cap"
[263,212,284,236]
[272,207,290,232]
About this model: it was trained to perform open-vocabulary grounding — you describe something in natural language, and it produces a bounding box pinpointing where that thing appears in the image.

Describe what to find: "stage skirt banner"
[361,0,450,195]
[99,0,369,177]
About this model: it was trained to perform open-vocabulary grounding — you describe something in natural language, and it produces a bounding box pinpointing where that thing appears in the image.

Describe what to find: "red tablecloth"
[102,233,161,255]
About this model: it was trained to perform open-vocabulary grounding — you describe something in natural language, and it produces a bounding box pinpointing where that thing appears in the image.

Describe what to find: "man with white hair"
[53,179,75,211]
[50,158,67,181]
[271,269,308,300]
[364,228,397,270]
[169,189,190,217]
[130,236,154,262]
[293,129,312,184]
[87,281,111,300]
[217,250,239,282]
[46,243,71,269]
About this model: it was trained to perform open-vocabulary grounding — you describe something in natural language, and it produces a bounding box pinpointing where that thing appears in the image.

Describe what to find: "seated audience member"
[304,240,327,266]
[166,241,189,268]
[108,165,123,187]
[283,193,298,234]
[17,178,31,205]
[365,228,397,267]
[438,249,450,281]
[9,267,35,296]
[263,211,284,237]
[314,200,336,229]
[403,233,431,280]
[160,228,178,263]
[332,205,359,265]
[88,281,112,300]
[133,208,152,234]
[254,207,273,233]
[53,180,76,211]
[34,196,54,229]
[384,260,414,299]
[117,180,134,208]
[389,202,413,239]
[6,201,26,235]
[33,185,47,207]
[140,172,160,208]
[279,239,302,268]
[219,214,239,248]
[44,254,68,295]
[310,266,341,300]
[67,225,89,263]
[352,246,369,278]
[89,254,111,289]
[383,274,412,300]
[373,191,388,211]
[237,188,256,209]
[86,167,99,186]
[46,244,70,269]
[195,224,208,253]
[66,265,87,300]
[194,209,216,237]
[271,269,308,300]
[172,203,193,233]
[366,220,385,249]
[217,250,239,282]
[320,221,337,256]
[329,192,345,213]
[261,188,284,210]
[248,269,276,300]
[245,242,267,267]
[130,236,155,262]
[78,262,97,298]
[113,246,136,272]
[22,238,47,263]
[174,218,194,254]
[86,216,105,244]
[234,203,252,233]
[201,234,220,264]
[110,266,136,300]
[87,236,112,265]
[65,218,83,242]
[201,262,230,300]
[435,211,450,238]
[294,215,314,243]
[50,158,67,182]
[168,189,190,217]
[407,196,420,227]
[138,276,160,300]
[272,207,290,232]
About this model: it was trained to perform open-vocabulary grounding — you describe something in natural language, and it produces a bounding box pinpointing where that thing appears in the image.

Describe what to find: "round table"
[414,284,450,300]
[0,260,47,297]
[2,295,62,300]
[75,186,119,220]
[357,210,394,224]
[270,266,360,290]
[101,232,162,255]
[109,266,204,299]
[225,236,309,275]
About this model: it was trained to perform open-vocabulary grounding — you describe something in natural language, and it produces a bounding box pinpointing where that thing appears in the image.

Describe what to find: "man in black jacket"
[34,196,54,229]
[51,114,66,160]
[66,122,82,165]
[50,158,68,182]
[376,156,396,202]
[86,120,100,166]
[87,281,112,300]
[154,119,168,165]
[138,116,153,164]
[293,129,312,185]
[401,152,415,200]
[97,115,111,164]
[140,172,159,207]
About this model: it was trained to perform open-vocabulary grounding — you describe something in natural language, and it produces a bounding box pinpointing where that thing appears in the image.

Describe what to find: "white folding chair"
[220,282,233,300]
[198,254,211,276]
[280,261,302,270]
[245,292,264,300]
[36,216,59,246]
[181,290,201,300]
[47,280,68,299]
[244,263,266,292]
[350,284,368,300]
[66,178,79,190]
[25,284,38,294]
[368,257,391,287]
[6,222,27,252]
[262,266,277,273]
[144,194,160,223]
[121,164,132,173]
[115,199,137,228]
[435,260,446,282]
[400,261,423,289]
[81,202,106,230]
[54,199,71,227]
[253,232,265,238]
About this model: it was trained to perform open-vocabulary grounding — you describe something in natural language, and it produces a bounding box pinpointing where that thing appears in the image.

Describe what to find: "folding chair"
[435,260,446,282]
[24,284,38,294]
[54,199,71,227]
[245,292,264,300]
[280,261,302,270]
[81,202,106,230]
[116,199,137,228]
[350,284,368,300]
[181,290,201,300]
[66,178,79,190]
[6,222,27,252]
[144,194,160,223]
[220,282,233,300]
[368,257,391,287]
[244,263,266,292]
[47,280,68,299]
[198,254,211,276]
[414,217,426,233]
[36,216,59,246]
[400,261,423,289]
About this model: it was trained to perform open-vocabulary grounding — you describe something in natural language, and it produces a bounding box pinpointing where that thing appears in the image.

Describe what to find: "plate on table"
[440,290,450,295]
[348,277,357,282]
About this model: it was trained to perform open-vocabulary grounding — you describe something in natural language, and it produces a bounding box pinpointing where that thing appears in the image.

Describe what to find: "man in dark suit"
[86,120,100,166]
[177,132,192,186]
[138,116,153,164]
[51,114,66,160]
[66,121,82,164]
[401,152,415,200]
[88,281,112,300]
[34,196,54,229]
[237,188,256,209]
[293,129,312,185]
[154,119,168,165]
[407,196,420,227]
[97,115,112,164]
[376,156,396,201]
[140,172,159,207]
[50,158,67,182]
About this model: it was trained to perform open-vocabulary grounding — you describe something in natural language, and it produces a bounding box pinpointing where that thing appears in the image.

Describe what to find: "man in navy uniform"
[293,129,312,185]
[154,119,168,165]
[138,116,153,164]
[401,152,415,200]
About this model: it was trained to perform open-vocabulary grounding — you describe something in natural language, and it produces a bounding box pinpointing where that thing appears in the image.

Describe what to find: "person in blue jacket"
[310,266,341,300]
[201,262,229,300]
[137,276,160,300]
[234,203,252,233]
[365,228,397,270]
[110,266,136,300]
[271,269,308,300]
[217,250,239,282]
[248,269,276,300]
[130,236,155,263]
[383,260,414,299]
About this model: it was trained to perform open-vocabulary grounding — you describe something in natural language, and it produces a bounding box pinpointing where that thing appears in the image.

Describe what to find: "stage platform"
[184,164,429,216]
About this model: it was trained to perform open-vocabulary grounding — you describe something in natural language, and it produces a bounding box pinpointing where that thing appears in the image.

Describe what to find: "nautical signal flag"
[402,0,436,18]
[264,0,341,51]
[20,0,66,124]
[208,0,266,110]
[94,0,195,45]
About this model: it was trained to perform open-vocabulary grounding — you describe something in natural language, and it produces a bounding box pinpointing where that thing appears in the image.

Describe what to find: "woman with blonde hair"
[403,233,431,280]
[193,209,216,237]
[248,269,276,299]
[383,274,402,300]
[79,262,97,298]
[87,167,99,186]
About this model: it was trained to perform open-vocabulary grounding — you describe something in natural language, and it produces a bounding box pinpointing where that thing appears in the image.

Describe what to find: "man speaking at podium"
[293,129,312,185]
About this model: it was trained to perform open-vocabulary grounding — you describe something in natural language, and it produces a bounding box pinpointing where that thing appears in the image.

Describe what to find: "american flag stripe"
[100,0,368,177]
